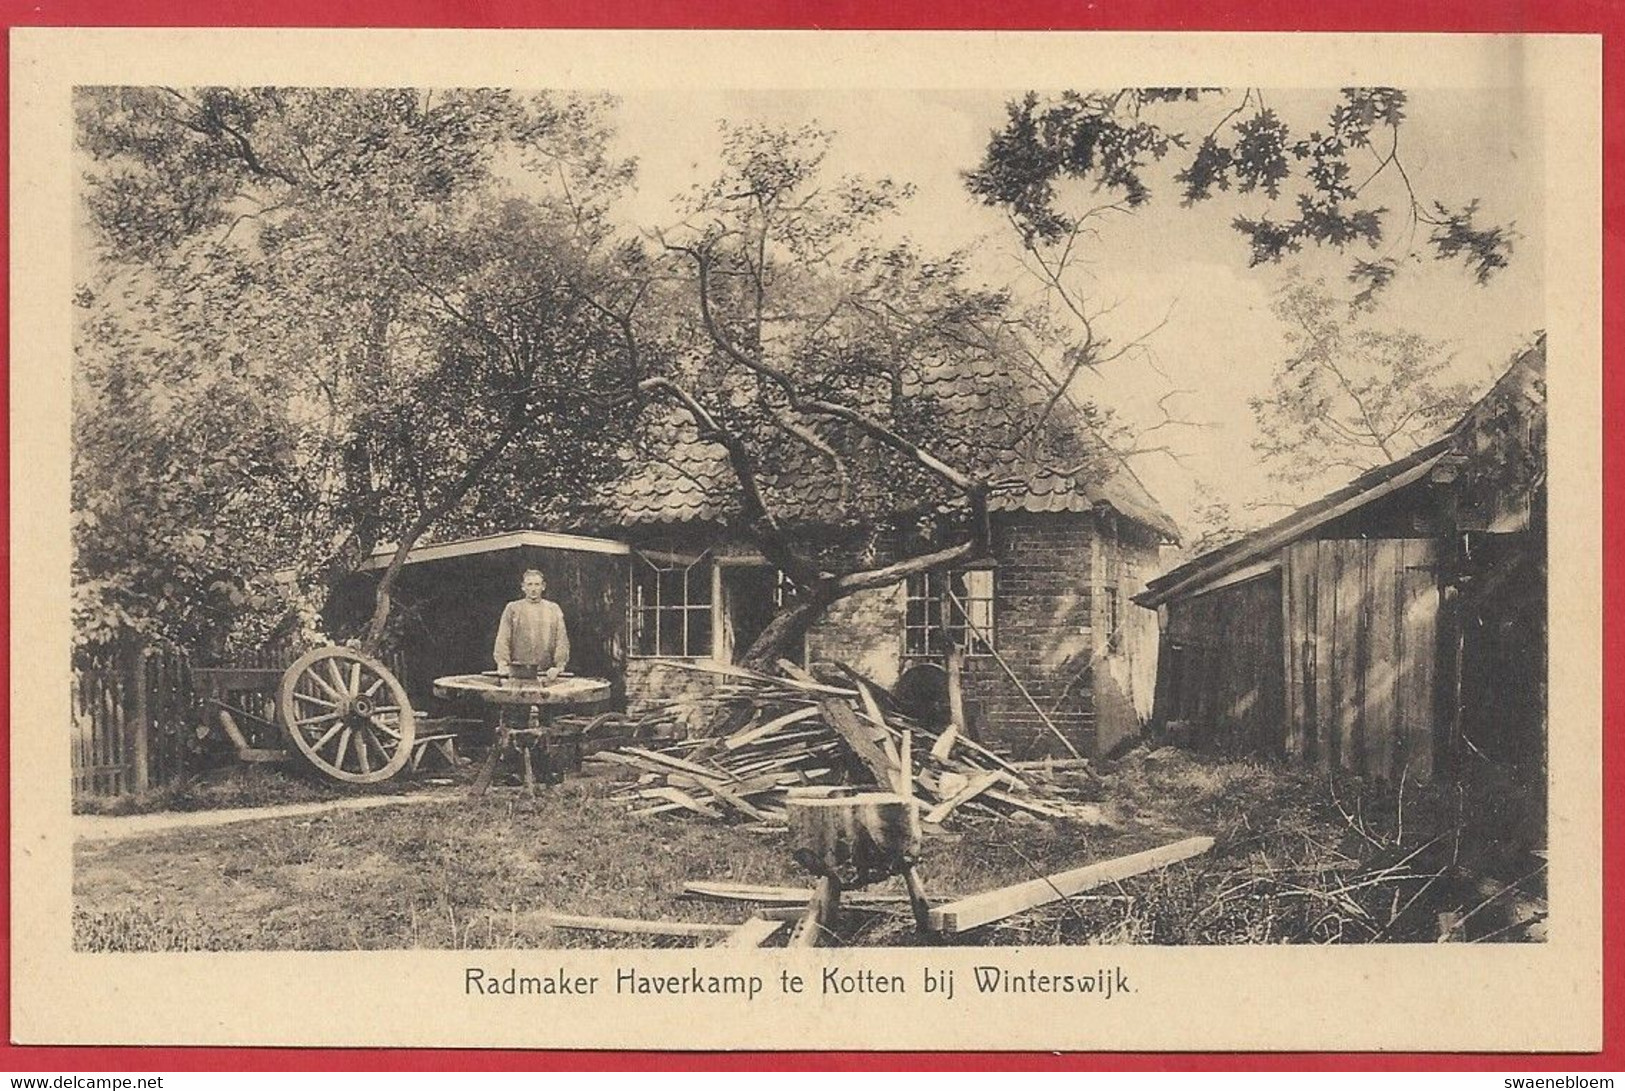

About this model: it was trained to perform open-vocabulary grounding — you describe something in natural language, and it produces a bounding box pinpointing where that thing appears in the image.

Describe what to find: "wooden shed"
[324,530,631,713]
[1134,337,1546,782]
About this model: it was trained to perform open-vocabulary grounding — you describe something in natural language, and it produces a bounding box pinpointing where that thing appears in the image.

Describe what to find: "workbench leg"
[472,724,507,796]
[788,875,841,948]
[520,744,537,799]
[903,865,933,934]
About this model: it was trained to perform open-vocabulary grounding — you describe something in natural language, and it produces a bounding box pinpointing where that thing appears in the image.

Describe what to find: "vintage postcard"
[9,28,1603,1051]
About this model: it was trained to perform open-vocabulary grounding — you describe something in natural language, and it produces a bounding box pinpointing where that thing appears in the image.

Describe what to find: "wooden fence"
[72,645,196,798]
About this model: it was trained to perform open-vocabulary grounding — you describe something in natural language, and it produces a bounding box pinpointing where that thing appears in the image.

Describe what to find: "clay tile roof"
[595,360,1180,541]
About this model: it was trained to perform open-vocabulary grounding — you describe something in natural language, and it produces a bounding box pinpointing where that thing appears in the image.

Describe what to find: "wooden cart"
[196,646,463,785]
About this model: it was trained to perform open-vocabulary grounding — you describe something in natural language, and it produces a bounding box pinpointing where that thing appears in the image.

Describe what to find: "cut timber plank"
[621,746,743,782]
[723,704,821,750]
[927,835,1216,934]
[820,698,896,788]
[982,787,1068,818]
[715,916,788,948]
[636,786,724,819]
[530,912,735,939]
[682,881,954,907]
[924,771,1002,824]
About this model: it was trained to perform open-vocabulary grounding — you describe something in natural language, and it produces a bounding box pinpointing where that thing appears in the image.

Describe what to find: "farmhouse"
[1134,336,1547,782]
[597,435,1176,762]
[327,364,1179,761]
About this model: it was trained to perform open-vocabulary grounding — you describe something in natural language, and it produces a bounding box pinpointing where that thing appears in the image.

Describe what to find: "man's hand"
[545,666,562,681]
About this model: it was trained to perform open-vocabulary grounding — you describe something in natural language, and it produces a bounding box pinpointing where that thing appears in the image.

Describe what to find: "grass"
[73,746,1547,951]
[72,763,448,817]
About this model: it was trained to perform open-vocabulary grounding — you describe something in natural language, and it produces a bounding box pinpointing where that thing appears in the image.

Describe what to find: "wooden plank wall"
[1282,538,1441,781]
[1160,572,1284,757]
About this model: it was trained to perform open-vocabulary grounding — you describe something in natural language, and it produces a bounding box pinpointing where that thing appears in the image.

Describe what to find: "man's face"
[522,574,546,601]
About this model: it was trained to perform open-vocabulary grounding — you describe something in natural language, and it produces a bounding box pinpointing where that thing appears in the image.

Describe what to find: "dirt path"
[74,791,459,842]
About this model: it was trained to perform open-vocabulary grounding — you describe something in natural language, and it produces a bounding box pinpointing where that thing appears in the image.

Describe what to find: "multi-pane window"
[904,569,994,656]
[1104,583,1123,652]
[630,552,713,658]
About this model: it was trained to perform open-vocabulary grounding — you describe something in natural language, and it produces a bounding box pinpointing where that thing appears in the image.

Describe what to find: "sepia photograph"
[11,27,1601,1052]
[65,78,1551,952]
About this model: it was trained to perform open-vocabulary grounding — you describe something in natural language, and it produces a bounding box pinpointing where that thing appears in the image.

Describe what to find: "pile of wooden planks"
[591,660,1109,829]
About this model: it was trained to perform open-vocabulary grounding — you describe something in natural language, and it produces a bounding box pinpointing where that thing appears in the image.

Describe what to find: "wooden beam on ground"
[716,916,788,948]
[927,835,1216,934]
[529,912,736,939]
[682,880,954,907]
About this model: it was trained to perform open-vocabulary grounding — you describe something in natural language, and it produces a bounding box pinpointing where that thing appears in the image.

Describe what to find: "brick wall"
[617,514,1161,758]
[807,584,905,688]
[947,512,1099,759]
[1092,515,1165,755]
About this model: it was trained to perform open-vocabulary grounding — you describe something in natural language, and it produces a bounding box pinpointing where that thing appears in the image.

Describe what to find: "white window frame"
[628,550,715,660]
[904,568,995,657]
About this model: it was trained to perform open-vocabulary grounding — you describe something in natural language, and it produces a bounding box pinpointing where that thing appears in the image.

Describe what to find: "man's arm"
[556,607,571,672]
[549,603,571,676]
[493,603,513,673]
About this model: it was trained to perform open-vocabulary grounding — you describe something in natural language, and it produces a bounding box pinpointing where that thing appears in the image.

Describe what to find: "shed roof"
[1134,335,1545,609]
[355,529,629,571]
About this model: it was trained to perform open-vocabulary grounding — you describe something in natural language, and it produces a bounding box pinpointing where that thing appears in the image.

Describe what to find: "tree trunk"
[738,595,829,672]
[359,415,530,653]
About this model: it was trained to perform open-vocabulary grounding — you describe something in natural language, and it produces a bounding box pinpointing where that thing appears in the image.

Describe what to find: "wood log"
[819,699,896,788]
[788,790,920,887]
[927,835,1216,934]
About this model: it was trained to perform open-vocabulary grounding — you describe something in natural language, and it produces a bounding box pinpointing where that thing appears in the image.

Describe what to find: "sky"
[598,87,1545,539]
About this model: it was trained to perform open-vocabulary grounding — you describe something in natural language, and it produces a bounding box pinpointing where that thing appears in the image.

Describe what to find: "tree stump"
[786,788,929,944]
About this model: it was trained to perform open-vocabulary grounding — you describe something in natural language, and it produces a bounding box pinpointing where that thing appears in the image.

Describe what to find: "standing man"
[494,568,571,681]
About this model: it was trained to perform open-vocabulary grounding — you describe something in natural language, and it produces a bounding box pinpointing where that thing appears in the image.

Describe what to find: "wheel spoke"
[333,726,353,770]
[363,724,392,762]
[324,658,349,695]
[311,720,346,754]
[294,692,337,710]
[348,661,362,697]
[353,729,372,774]
[363,675,386,698]
[368,716,401,742]
[308,668,346,703]
[296,711,341,729]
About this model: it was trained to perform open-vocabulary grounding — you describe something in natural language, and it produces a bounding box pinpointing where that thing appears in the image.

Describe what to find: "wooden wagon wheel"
[278,647,416,784]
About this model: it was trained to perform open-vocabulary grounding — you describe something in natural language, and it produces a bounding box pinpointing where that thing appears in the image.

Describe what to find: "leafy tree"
[74,87,637,653]
[964,88,1516,305]
[586,123,1130,666]
[1250,274,1480,489]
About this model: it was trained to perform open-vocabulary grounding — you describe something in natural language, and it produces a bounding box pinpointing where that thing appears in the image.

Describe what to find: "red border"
[3,0,1619,1072]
